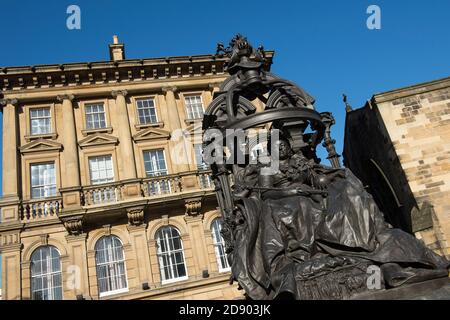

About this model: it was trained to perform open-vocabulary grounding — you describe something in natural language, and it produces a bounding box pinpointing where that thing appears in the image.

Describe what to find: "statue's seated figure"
[230,135,450,300]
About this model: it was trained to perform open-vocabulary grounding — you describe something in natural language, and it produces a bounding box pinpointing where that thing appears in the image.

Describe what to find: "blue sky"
[0,0,449,198]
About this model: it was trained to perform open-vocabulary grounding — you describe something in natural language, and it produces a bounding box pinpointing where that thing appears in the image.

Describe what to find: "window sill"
[161,275,189,286]
[99,287,129,298]
[81,127,113,136]
[24,133,58,142]
[134,122,164,130]
[219,267,231,273]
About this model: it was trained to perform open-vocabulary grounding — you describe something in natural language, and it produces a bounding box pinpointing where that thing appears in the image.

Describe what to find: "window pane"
[85,103,106,129]
[136,98,157,124]
[30,163,56,199]
[95,235,128,295]
[30,246,62,300]
[155,226,187,282]
[143,150,168,176]
[185,96,204,120]
[89,155,114,185]
[211,219,230,270]
[30,107,51,135]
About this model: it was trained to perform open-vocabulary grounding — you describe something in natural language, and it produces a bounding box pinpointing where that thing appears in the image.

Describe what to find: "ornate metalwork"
[203,35,450,300]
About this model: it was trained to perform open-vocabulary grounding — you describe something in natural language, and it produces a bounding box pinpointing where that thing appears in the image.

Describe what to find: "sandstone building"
[0,36,273,300]
[344,76,450,259]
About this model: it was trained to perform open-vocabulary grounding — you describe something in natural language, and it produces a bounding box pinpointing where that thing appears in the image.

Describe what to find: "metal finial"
[343,94,353,112]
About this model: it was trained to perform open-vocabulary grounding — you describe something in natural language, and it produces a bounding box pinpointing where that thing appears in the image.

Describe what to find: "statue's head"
[277,138,294,160]
[268,135,293,160]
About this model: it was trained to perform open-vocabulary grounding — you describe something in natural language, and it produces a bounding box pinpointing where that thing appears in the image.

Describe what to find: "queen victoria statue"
[202,34,449,300]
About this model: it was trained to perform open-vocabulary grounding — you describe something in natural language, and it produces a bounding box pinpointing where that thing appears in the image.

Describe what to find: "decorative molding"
[24,133,58,142]
[102,224,112,236]
[111,90,128,98]
[0,53,269,91]
[81,127,113,136]
[0,231,21,248]
[0,98,19,106]
[162,86,178,94]
[40,234,49,245]
[134,122,164,130]
[63,219,84,236]
[56,94,75,102]
[78,132,118,149]
[185,197,203,216]
[65,233,87,243]
[132,127,170,142]
[19,138,63,154]
[127,207,145,226]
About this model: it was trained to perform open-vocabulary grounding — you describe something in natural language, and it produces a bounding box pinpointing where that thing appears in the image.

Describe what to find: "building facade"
[0,37,273,300]
[343,76,450,259]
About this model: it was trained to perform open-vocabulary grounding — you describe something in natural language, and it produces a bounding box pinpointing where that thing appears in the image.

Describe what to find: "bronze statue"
[203,35,449,300]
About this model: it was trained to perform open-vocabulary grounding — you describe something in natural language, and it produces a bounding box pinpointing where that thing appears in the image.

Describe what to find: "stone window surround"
[142,149,169,177]
[86,228,133,299]
[179,91,207,124]
[79,98,113,136]
[21,151,62,200]
[30,162,57,199]
[30,245,63,300]
[135,140,173,179]
[155,225,189,285]
[210,218,231,273]
[81,145,120,187]
[130,94,165,130]
[88,155,115,185]
[95,235,129,298]
[24,103,58,142]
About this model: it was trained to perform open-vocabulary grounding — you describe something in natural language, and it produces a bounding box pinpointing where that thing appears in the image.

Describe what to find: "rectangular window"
[31,163,56,199]
[136,98,158,124]
[30,108,51,135]
[194,144,208,170]
[194,144,213,188]
[143,150,170,195]
[85,103,107,129]
[89,155,114,185]
[143,150,168,176]
[184,95,204,120]
[88,155,115,204]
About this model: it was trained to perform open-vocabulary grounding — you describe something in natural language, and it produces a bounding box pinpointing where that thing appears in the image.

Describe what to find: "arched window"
[155,226,188,284]
[211,218,230,272]
[95,235,128,296]
[30,246,62,300]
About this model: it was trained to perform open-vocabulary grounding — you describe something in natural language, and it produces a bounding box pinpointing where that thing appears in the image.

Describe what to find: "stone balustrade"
[20,197,62,221]
[196,170,215,190]
[142,173,181,197]
[18,170,215,222]
[82,182,123,206]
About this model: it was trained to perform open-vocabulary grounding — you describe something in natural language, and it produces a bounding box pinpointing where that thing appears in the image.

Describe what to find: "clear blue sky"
[0,0,449,197]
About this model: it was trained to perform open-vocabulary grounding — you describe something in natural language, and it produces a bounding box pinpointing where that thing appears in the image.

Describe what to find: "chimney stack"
[109,35,125,61]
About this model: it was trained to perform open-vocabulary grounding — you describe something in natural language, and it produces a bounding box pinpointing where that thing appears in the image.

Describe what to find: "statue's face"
[277,139,291,160]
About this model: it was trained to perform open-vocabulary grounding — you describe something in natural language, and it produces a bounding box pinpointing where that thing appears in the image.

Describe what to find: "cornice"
[372,76,450,104]
[0,52,274,92]
[0,75,229,102]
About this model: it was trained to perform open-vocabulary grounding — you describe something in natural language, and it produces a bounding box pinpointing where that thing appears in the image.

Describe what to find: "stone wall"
[372,78,450,257]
